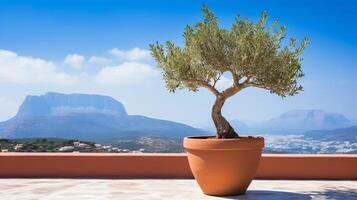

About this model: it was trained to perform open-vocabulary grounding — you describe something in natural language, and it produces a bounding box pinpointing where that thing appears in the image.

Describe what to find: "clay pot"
[183,136,264,196]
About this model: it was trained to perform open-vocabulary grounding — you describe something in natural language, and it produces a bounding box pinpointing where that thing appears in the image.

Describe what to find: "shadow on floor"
[219,190,312,200]
[312,188,357,200]
[219,188,357,200]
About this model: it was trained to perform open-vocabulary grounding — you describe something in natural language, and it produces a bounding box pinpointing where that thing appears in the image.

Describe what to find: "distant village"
[0,139,145,153]
[56,141,145,153]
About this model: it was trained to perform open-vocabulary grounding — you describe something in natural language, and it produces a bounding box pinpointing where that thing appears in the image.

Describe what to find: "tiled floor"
[0,179,356,200]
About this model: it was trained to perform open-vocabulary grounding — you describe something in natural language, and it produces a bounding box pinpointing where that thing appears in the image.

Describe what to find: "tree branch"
[242,76,252,84]
[197,80,220,96]
[228,70,240,86]
[216,70,244,99]
[211,74,222,88]
[169,75,220,96]
[243,82,270,90]
[221,85,242,99]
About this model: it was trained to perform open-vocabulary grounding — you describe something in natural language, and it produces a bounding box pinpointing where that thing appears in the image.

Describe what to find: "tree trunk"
[212,96,239,139]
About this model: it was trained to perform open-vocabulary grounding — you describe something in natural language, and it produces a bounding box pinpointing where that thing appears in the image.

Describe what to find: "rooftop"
[1,179,356,200]
[1,153,356,199]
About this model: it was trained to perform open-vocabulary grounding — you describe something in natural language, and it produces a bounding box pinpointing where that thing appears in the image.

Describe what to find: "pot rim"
[183,135,264,150]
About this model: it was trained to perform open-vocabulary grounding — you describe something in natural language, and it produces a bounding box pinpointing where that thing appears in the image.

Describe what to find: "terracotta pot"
[183,136,264,196]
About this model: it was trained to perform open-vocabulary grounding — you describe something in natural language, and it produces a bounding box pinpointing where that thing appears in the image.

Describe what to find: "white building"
[59,146,75,152]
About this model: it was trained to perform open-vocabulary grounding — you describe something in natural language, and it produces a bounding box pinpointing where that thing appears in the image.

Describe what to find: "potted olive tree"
[150,6,308,196]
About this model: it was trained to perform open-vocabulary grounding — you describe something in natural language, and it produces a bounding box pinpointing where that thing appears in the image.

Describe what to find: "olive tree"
[149,6,308,139]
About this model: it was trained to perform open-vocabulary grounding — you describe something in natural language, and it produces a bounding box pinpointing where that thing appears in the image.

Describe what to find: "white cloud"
[0,50,77,84]
[0,96,19,121]
[88,56,108,65]
[96,62,158,85]
[64,54,86,69]
[109,47,151,61]
[215,76,233,91]
[0,48,158,87]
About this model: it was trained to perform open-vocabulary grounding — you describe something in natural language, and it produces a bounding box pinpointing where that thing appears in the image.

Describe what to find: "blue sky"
[0,0,356,127]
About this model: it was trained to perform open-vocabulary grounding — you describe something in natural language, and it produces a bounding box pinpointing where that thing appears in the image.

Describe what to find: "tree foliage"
[150,5,308,99]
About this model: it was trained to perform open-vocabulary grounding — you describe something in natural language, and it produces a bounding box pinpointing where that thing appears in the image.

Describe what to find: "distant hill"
[229,119,250,133]
[264,109,351,133]
[230,109,352,135]
[352,119,357,126]
[16,92,128,118]
[0,92,207,143]
[114,136,184,153]
[304,126,357,142]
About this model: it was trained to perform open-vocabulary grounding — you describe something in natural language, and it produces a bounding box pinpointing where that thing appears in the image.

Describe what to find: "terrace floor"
[0,179,356,200]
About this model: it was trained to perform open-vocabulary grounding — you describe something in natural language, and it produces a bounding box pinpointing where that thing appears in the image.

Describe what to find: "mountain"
[261,109,352,134]
[229,109,352,135]
[304,126,357,142]
[17,92,127,118]
[0,92,207,143]
[229,119,250,133]
[352,118,357,126]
